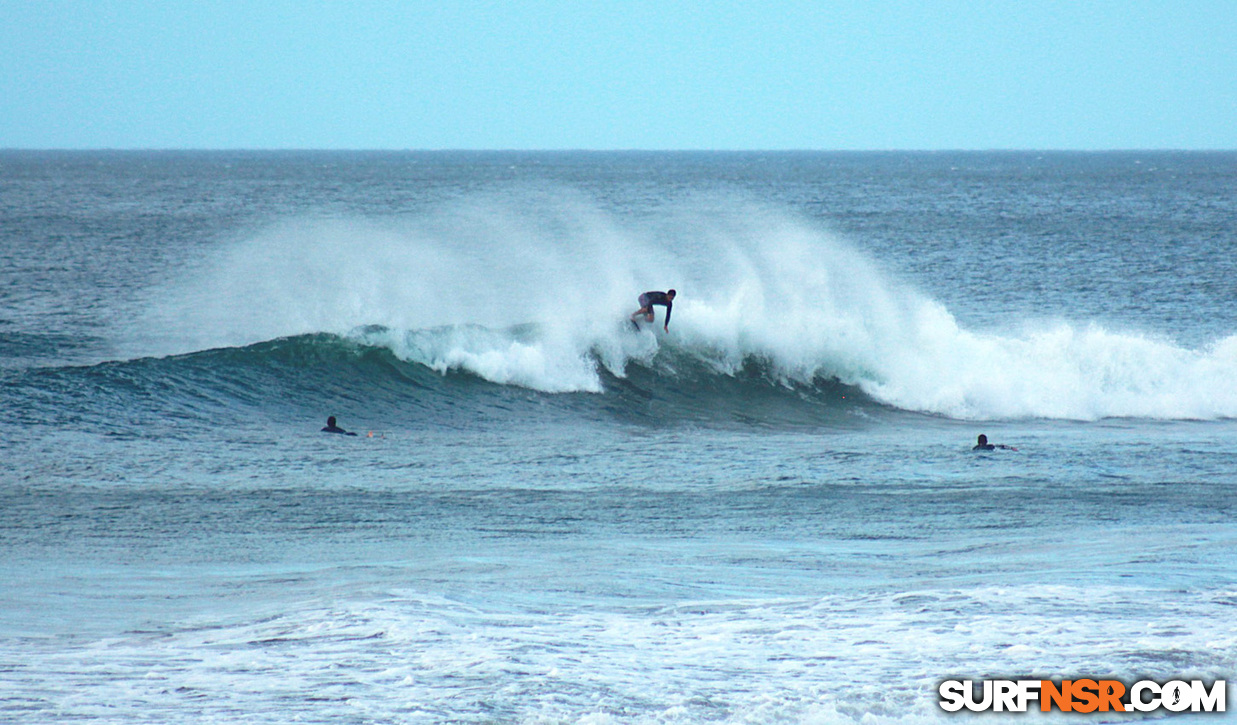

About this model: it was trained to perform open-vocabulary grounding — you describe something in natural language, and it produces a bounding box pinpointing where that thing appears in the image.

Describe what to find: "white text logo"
[938,679,1226,713]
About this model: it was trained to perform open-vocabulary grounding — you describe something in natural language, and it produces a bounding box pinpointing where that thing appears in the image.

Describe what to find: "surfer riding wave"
[631,289,676,332]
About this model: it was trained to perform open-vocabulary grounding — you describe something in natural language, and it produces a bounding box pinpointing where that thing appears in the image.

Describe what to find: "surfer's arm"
[663,302,672,330]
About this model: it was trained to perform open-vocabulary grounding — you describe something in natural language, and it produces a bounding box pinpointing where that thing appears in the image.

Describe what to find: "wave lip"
[355,323,613,394]
[345,313,1237,423]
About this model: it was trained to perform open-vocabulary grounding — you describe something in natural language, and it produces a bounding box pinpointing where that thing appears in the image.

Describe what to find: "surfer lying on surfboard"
[973,434,1016,451]
[322,416,358,436]
[631,289,676,332]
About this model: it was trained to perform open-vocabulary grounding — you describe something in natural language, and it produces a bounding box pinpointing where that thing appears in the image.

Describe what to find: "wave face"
[101,195,1237,423]
[8,332,872,433]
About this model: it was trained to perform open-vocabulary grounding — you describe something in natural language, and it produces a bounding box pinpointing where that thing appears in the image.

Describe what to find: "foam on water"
[6,584,1232,723]
[136,193,1237,421]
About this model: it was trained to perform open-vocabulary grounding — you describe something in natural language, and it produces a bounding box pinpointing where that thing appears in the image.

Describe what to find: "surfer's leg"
[633,294,652,320]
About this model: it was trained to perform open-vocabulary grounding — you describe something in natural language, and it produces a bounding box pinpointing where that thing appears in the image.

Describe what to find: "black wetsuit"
[322,424,357,436]
[639,291,673,327]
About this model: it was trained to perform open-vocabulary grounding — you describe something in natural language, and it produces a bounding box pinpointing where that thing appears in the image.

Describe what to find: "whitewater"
[2,150,1235,724]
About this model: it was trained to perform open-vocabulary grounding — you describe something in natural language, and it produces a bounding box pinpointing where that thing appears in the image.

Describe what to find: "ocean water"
[1,150,1235,723]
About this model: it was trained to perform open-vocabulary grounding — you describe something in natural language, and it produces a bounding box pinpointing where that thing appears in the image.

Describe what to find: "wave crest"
[343,318,1237,422]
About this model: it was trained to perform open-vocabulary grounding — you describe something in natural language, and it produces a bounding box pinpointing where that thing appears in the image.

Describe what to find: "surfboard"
[628,316,656,332]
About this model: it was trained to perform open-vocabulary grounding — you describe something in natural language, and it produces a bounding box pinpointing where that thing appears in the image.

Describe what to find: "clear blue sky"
[2,0,1234,150]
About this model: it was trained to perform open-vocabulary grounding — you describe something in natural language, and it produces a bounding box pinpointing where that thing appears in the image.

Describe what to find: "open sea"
[1,150,1235,723]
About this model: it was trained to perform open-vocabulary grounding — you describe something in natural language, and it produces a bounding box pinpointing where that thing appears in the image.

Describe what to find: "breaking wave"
[103,194,1237,423]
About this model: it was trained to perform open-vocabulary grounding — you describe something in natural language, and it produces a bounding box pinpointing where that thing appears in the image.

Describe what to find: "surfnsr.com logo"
[938,679,1226,713]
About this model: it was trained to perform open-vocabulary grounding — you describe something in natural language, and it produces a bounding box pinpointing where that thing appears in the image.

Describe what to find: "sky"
[1,0,1234,150]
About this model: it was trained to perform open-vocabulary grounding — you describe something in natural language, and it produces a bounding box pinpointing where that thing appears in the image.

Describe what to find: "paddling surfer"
[973,434,1015,451]
[322,416,358,436]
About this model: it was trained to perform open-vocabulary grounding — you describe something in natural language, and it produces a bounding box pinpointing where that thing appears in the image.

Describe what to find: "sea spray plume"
[670,208,916,387]
[138,191,653,353]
